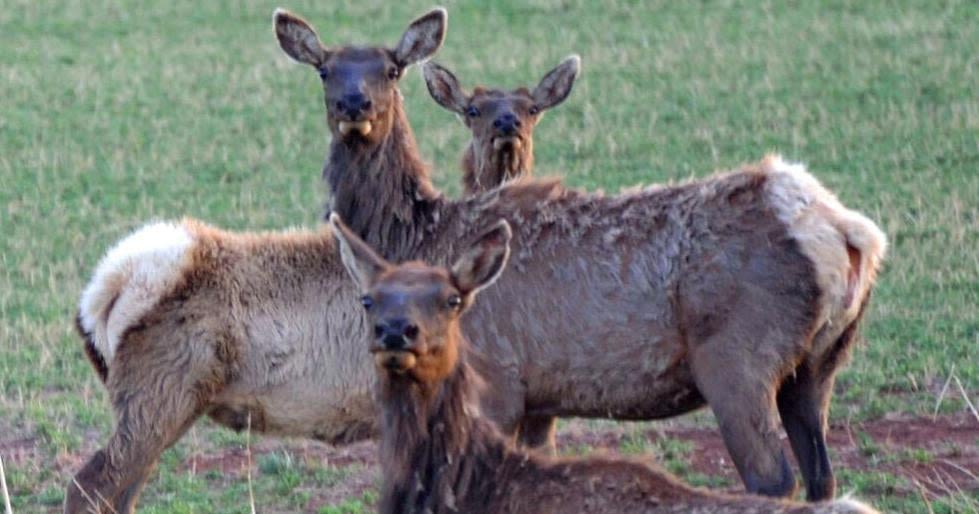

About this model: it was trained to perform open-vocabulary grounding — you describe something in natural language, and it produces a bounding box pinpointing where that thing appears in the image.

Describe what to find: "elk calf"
[423,56,580,193]
[331,214,880,514]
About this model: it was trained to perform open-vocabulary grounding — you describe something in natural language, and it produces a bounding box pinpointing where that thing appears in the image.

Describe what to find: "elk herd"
[65,7,887,514]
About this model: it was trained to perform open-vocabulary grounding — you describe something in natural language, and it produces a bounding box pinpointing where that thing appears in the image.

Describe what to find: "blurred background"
[1,0,976,512]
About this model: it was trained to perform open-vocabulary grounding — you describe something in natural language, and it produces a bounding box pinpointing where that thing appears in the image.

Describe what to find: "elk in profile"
[331,214,881,514]
[279,7,887,502]
[423,56,581,193]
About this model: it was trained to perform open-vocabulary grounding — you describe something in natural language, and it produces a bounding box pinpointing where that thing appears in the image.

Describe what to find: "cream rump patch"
[79,221,194,364]
[762,155,887,327]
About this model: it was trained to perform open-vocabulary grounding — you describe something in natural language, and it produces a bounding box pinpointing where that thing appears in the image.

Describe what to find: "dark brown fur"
[285,8,886,502]
[76,315,108,383]
[333,223,878,514]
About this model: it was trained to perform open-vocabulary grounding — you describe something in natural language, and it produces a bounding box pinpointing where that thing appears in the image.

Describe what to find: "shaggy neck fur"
[378,347,506,514]
[323,96,442,259]
[461,138,534,194]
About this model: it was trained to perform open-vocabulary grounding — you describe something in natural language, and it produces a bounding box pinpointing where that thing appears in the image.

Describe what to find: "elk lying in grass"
[423,56,581,193]
[279,9,887,501]
[331,214,881,514]
[63,8,449,514]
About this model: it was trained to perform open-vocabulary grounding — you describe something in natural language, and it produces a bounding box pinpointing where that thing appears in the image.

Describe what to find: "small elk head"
[423,55,580,192]
[274,7,447,145]
[330,213,511,385]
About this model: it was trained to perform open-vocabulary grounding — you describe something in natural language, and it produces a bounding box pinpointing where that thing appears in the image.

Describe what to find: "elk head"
[274,7,447,145]
[330,213,511,385]
[423,55,580,192]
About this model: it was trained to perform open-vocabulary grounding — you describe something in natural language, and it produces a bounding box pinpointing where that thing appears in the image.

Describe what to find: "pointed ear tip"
[272,8,291,23]
[429,7,448,21]
[564,54,582,71]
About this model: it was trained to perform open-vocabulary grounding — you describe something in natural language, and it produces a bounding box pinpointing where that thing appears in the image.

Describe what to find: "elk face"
[424,56,580,187]
[274,8,447,144]
[330,214,511,385]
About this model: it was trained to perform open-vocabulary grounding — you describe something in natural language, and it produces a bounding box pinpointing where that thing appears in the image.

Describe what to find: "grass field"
[1,0,977,512]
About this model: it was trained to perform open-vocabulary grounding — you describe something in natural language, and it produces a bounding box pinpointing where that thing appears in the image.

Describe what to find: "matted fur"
[359,250,880,514]
[66,220,377,513]
[321,57,887,500]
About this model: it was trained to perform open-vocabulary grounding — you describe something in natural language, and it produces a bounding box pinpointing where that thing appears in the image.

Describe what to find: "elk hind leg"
[516,415,557,455]
[691,347,797,498]
[777,363,836,502]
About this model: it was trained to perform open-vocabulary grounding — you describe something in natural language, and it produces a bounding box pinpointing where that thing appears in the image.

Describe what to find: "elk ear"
[451,221,512,298]
[394,7,447,67]
[423,62,468,114]
[273,8,330,67]
[532,54,581,111]
[330,213,390,290]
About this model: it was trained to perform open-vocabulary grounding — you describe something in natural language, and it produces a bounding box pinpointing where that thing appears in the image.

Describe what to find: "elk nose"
[375,318,419,349]
[336,93,372,120]
[493,112,520,136]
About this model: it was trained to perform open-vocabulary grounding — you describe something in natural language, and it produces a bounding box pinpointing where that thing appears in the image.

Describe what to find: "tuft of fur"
[760,154,887,354]
[78,222,194,367]
[826,495,881,514]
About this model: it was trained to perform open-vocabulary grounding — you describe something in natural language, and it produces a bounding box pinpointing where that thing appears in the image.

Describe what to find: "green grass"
[1,0,977,511]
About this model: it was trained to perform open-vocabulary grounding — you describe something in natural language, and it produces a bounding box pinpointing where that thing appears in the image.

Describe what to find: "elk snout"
[493,112,521,136]
[374,318,420,350]
[335,92,373,120]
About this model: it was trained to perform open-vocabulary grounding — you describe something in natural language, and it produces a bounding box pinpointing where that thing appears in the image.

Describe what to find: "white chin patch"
[338,120,373,136]
[493,136,520,151]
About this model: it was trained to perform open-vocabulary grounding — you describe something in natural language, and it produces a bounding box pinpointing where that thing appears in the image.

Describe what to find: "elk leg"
[66,355,213,513]
[690,347,797,498]
[777,363,836,502]
[516,415,557,455]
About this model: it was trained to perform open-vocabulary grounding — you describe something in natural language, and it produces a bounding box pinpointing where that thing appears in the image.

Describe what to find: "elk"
[278,8,887,501]
[423,56,581,193]
[64,8,450,513]
[330,214,880,514]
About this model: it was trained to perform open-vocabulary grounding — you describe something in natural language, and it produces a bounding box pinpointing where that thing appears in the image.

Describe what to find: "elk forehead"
[470,88,536,114]
[371,265,456,310]
[323,48,396,87]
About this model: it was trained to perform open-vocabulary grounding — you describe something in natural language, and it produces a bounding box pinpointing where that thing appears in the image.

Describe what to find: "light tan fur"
[67,220,376,513]
[79,222,194,363]
[761,155,887,357]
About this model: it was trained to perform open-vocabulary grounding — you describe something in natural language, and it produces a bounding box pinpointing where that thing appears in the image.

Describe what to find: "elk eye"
[446,294,463,309]
[360,295,374,310]
[529,105,540,115]
[466,106,480,118]
[318,67,329,80]
[387,67,400,80]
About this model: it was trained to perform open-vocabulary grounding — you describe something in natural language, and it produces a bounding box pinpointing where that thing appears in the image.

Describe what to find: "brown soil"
[182,412,978,505]
[11,412,975,509]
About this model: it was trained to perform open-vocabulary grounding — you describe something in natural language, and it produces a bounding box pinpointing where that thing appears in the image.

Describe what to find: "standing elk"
[423,56,581,193]
[277,8,886,501]
[330,213,880,514]
[64,8,451,513]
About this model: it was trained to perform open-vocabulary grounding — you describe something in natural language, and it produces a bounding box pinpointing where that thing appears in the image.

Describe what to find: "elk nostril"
[361,99,372,111]
[403,324,419,340]
[374,325,384,338]
[514,118,522,127]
